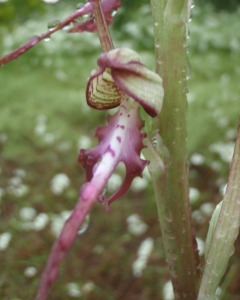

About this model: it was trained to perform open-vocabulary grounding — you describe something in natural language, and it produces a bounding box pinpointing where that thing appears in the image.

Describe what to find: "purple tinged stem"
[90,0,114,52]
[36,195,95,300]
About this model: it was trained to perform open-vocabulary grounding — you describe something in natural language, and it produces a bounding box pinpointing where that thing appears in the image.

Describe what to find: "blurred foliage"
[1,1,240,299]
[196,0,240,11]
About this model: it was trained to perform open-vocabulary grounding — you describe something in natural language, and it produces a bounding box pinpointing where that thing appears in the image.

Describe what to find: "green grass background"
[0,2,240,300]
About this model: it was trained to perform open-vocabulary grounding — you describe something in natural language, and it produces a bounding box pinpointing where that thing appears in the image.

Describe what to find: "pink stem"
[0,4,92,66]
[36,195,95,300]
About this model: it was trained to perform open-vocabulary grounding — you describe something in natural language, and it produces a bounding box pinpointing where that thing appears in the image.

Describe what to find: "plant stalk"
[150,0,200,298]
[90,0,114,52]
[198,122,240,300]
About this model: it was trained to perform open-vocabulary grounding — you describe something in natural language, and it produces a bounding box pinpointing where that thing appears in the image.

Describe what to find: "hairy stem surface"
[150,0,199,298]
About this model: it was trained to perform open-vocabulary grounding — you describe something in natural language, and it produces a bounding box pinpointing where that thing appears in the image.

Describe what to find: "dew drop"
[155,43,160,48]
[207,259,212,265]
[191,4,195,9]
[154,22,158,26]
[44,36,51,42]
[78,214,90,235]
[186,56,191,80]
[28,35,38,41]
[62,24,70,30]
[223,211,230,217]
[111,10,117,16]
[165,210,173,223]
[48,19,61,31]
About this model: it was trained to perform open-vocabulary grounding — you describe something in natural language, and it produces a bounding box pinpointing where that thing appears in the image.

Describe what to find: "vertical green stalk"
[198,123,240,300]
[150,0,200,298]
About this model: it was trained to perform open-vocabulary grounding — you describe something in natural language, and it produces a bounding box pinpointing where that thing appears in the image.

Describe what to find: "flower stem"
[90,0,114,52]
[198,122,240,299]
[150,0,200,298]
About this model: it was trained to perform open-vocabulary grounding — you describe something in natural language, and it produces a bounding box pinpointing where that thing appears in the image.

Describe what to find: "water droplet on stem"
[78,214,90,235]
[48,19,61,31]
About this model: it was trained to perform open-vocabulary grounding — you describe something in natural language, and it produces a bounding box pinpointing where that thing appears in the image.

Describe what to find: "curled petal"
[86,69,122,109]
[87,48,164,117]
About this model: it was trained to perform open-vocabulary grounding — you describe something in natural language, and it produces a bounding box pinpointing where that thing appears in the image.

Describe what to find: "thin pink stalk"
[0,0,121,66]
[0,5,90,66]
[36,195,95,300]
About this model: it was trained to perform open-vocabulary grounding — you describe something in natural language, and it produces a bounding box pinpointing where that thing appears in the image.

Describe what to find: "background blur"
[0,0,240,299]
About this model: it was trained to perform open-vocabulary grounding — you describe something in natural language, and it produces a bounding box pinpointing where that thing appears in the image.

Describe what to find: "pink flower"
[36,48,163,300]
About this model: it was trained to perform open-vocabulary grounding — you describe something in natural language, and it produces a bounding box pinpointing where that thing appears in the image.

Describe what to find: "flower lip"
[79,96,149,209]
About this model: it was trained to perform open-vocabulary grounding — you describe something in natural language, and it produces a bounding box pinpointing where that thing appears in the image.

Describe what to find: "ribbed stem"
[150,0,200,298]
[198,122,240,299]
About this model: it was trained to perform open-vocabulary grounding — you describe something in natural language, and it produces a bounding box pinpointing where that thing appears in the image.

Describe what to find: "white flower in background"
[162,280,174,300]
[50,173,70,195]
[32,213,49,231]
[0,232,12,251]
[82,281,95,294]
[132,237,154,277]
[189,187,200,204]
[43,132,56,145]
[130,177,148,192]
[210,161,221,171]
[34,115,47,136]
[24,266,38,278]
[209,142,235,163]
[192,210,206,225]
[92,244,105,255]
[8,176,21,186]
[77,135,92,149]
[19,207,37,221]
[20,209,49,231]
[7,174,29,197]
[200,203,215,217]
[0,133,7,143]
[196,237,205,256]
[190,153,205,165]
[127,214,148,236]
[107,173,122,193]
[13,169,26,178]
[51,211,71,237]
[66,282,82,298]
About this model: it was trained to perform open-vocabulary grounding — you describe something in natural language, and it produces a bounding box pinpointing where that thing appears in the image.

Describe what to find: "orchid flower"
[81,48,164,209]
[36,48,163,300]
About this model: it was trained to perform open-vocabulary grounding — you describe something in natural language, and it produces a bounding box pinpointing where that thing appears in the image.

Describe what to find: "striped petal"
[86,48,164,117]
[86,69,122,109]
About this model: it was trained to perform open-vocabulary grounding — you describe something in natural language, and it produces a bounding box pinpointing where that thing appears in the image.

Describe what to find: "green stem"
[90,0,114,52]
[198,122,240,300]
[150,0,200,298]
